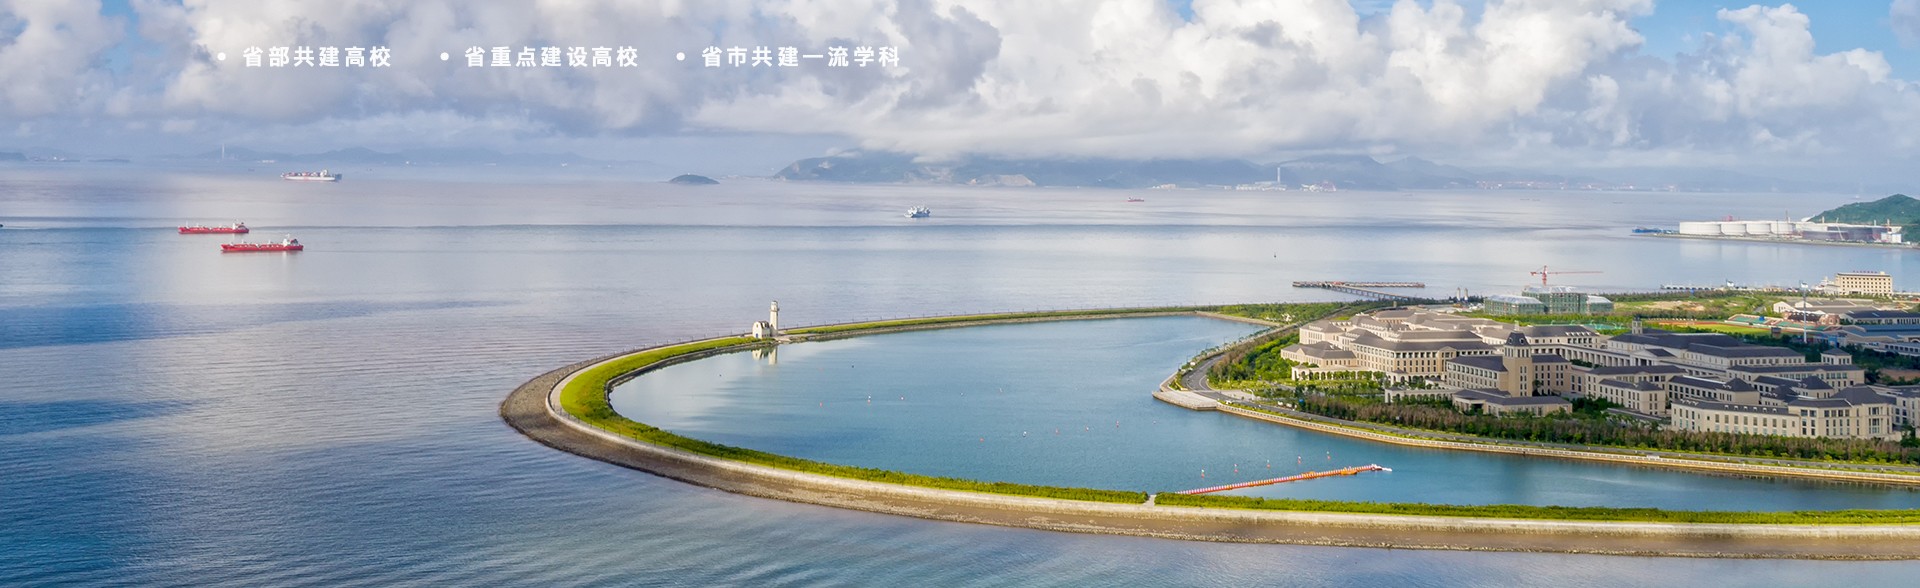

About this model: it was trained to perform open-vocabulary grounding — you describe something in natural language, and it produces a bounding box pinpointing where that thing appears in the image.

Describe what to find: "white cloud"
[0,0,121,116]
[0,0,1917,167]
[1895,0,1920,48]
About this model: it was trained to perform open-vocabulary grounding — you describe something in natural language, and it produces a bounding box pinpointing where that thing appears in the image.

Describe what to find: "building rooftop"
[1585,364,1688,376]
[1595,378,1664,392]
[1727,364,1862,375]
[1450,355,1507,372]
[1485,294,1539,305]
[1670,375,1755,392]
[1685,344,1805,359]
[1350,333,1494,353]
[1518,325,1597,337]
[1522,285,1586,294]
[1610,329,1744,350]
[1845,310,1920,320]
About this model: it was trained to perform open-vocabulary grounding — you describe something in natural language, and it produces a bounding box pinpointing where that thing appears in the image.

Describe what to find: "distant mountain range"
[175,146,666,170]
[773,151,1860,192]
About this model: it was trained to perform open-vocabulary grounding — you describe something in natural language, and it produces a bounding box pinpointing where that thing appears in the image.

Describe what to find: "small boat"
[1126,198,1145,202]
[905,206,931,218]
[179,222,248,234]
[222,236,303,252]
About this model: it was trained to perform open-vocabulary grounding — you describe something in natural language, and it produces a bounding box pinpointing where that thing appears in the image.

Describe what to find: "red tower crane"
[1529,265,1602,286]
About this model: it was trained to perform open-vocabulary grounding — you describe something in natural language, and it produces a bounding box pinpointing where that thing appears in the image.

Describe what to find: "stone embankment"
[504,311,1920,559]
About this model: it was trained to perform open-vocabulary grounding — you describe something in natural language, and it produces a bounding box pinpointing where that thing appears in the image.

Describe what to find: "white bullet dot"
[216,52,226,61]
[440,52,449,61]
[676,52,685,61]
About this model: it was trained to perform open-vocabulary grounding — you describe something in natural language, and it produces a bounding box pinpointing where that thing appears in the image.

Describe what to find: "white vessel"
[905,206,931,218]
[282,169,341,182]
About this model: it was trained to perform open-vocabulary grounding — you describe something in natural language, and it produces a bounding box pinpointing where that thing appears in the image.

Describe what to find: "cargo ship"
[282,170,341,182]
[221,237,303,252]
[179,222,248,234]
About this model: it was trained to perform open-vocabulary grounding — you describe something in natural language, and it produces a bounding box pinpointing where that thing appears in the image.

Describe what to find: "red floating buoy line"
[1176,464,1390,495]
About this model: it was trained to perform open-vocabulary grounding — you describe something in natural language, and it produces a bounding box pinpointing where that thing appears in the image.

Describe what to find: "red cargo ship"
[222,237,303,252]
[179,222,248,234]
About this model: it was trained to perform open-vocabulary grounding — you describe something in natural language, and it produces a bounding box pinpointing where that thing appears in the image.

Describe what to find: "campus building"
[1305,309,1892,438]
[1483,285,1614,316]
[1825,271,1894,296]
[1671,386,1897,440]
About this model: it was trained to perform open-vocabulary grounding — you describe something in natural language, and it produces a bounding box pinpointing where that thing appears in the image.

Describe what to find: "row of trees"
[1295,396,1920,464]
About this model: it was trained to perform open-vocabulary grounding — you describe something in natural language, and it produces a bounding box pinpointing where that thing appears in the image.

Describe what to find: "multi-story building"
[1308,309,1888,439]
[1586,378,1669,416]
[1484,286,1614,315]
[1828,271,1893,296]
[1671,387,1897,440]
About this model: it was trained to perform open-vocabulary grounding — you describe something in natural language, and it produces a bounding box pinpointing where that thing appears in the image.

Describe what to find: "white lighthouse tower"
[751,301,782,339]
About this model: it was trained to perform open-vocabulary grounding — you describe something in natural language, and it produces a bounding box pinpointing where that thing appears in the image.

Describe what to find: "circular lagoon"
[610,316,1920,511]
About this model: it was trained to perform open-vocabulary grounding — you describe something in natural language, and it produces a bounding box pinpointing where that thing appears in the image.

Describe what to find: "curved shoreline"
[502,311,1920,559]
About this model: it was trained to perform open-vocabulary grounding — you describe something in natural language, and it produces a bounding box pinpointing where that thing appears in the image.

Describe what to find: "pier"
[1178,464,1389,495]
[1292,281,1428,301]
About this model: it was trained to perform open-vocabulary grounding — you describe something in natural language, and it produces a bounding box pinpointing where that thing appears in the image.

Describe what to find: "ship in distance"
[283,169,341,182]
[179,221,248,234]
[905,206,931,218]
[222,236,304,252]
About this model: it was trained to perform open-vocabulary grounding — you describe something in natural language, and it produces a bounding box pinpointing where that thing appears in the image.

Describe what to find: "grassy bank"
[784,307,1201,335]
[557,337,1149,504]
[1156,493,1920,524]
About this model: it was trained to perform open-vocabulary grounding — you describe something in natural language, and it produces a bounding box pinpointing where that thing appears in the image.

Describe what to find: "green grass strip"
[784,307,1198,335]
[1155,493,1920,524]
[558,337,1149,504]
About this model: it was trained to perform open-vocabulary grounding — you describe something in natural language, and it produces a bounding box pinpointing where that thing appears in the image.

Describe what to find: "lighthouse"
[751,302,782,339]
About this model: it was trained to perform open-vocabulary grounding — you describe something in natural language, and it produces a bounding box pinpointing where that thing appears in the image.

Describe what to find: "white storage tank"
[1678,221,1721,235]
[1746,221,1773,235]
[1721,222,1748,236]
[1772,221,1796,235]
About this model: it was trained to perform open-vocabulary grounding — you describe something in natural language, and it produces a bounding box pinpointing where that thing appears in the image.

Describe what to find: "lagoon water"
[611,316,1920,511]
[5,165,1920,585]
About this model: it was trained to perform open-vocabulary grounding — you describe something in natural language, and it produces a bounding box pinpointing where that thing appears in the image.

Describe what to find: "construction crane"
[1529,265,1602,286]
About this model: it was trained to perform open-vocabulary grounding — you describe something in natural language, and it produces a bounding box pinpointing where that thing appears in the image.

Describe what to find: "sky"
[5,1,1920,179]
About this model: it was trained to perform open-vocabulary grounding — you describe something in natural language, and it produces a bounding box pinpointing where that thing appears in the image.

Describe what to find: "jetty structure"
[503,303,1920,559]
[1292,281,1429,301]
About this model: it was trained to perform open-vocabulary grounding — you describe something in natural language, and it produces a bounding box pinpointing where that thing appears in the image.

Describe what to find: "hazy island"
[668,174,718,185]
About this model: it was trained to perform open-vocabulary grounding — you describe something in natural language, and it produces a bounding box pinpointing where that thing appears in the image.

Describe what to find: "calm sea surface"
[4,166,1918,586]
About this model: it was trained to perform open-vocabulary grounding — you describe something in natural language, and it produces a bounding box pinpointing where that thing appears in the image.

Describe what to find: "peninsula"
[503,303,1920,559]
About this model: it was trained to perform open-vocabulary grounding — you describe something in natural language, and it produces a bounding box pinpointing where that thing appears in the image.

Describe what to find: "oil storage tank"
[1721,222,1748,236]
[1747,221,1774,235]
[1678,221,1722,235]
